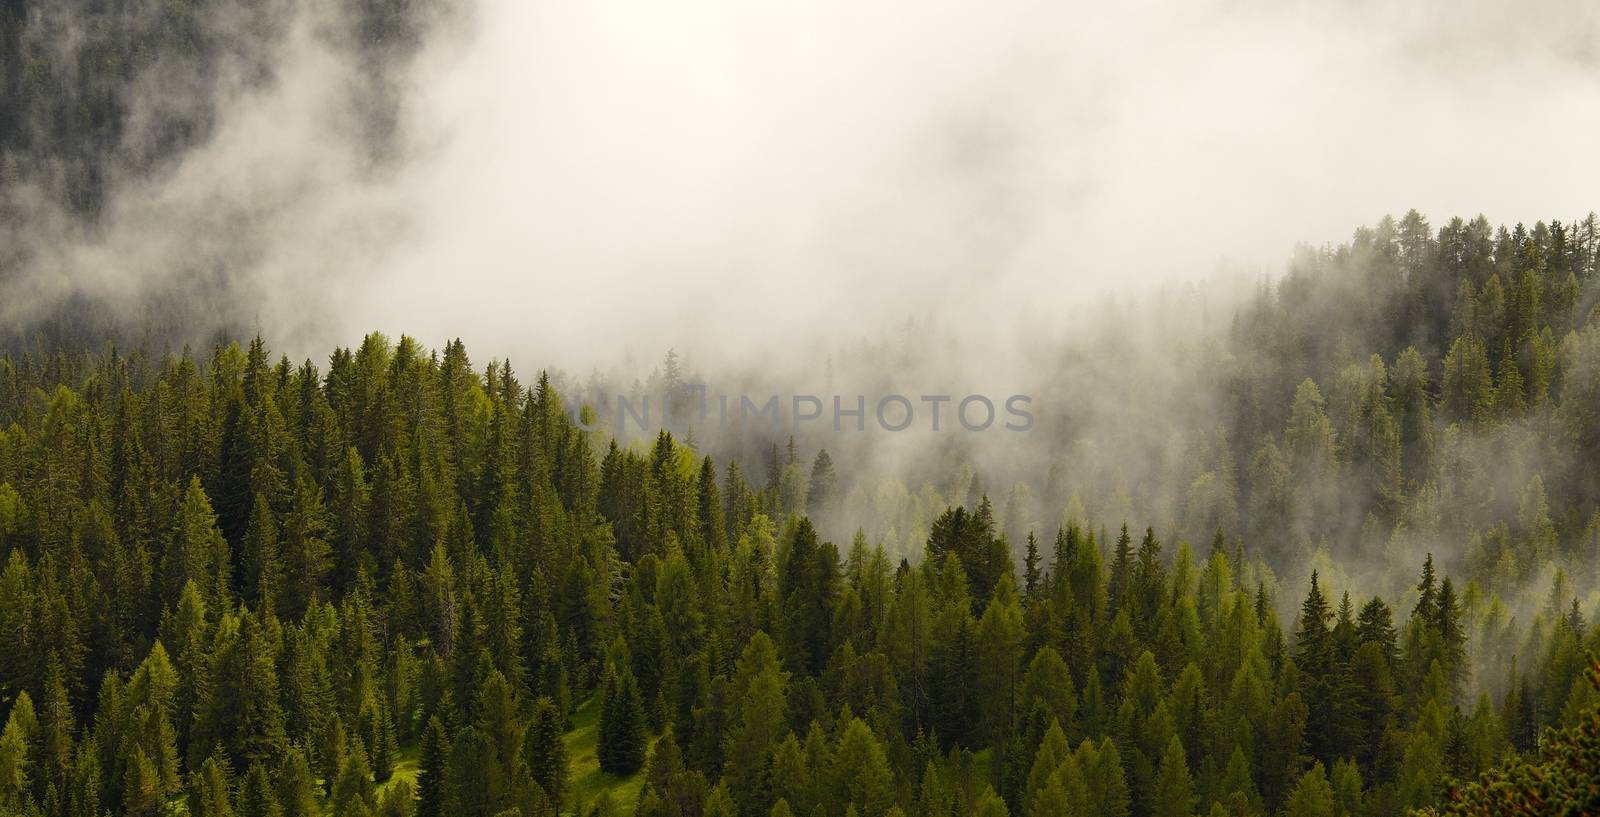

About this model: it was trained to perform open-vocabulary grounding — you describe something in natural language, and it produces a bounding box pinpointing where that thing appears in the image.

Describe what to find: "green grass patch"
[563,694,656,816]
[374,743,422,802]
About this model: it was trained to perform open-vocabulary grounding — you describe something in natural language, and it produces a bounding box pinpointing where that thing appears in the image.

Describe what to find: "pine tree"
[188,755,236,817]
[806,449,835,519]
[599,666,648,775]
[1296,572,1339,763]
[1413,554,1438,620]
[446,727,497,817]
[331,446,371,591]
[1022,532,1041,603]
[277,748,319,817]
[39,652,73,797]
[0,552,37,707]
[721,634,789,814]
[1019,647,1077,733]
[1150,736,1194,817]
[975,574,1025,747]
[241,492,281,607]
[333,739,376,816]
[1355,597,1397,666]
[1218,746,1262,814]
[1109,524,1134,619]
[239,762,283,817]
[525,698,567,811]
[1285,378,1337,478]
[121,747,161,817]
[197,611,287,771]
[417,716,449,817]
[1260,692,1309,811]
[1131,527,1166,641]
[0,696,31,813]
[973,787,1008,817]
[1279,762,1335,817]
[834,719,894,817]
[779,518,837,675]
[166,477,231,609]
[371,702,397,783]
[1442,335,1493,424]
[696,455,727,567]
[280,476,333,619]
[1434,578,1467,701]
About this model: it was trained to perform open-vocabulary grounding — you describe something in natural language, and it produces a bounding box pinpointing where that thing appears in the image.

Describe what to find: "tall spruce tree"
[599,666,647,775]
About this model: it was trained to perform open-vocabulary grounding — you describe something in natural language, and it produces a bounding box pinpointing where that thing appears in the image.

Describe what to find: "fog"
[358,0,1600,371]
[6,0,1599,375]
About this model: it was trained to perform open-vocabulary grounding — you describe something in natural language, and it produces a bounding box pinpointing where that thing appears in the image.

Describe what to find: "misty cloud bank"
[1,0,1597,370]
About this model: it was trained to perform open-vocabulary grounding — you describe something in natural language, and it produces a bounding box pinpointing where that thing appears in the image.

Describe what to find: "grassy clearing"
[374,743,422,802]
[563,694,655,816]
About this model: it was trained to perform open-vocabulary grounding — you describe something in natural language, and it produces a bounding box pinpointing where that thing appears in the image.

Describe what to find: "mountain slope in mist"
[4,2,1600,812]
[0,0,443,347]
[3,247,1600,816]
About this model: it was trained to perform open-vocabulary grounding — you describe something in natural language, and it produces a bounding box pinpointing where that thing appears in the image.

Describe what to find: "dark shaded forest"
[0,206,1599,817]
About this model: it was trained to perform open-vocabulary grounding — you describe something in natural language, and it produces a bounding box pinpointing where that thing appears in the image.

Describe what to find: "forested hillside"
[0,212,1599,817]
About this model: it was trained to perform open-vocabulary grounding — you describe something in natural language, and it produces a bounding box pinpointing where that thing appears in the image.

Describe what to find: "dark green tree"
[417,716,449,817]
[599,666,648,775]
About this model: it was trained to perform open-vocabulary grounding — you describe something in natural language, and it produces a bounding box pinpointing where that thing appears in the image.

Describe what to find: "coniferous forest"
[5,1,1600,816]
[1,213,1600,817]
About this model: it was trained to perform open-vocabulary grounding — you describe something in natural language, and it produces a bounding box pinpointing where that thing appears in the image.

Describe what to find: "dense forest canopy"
[0,208,1599,817]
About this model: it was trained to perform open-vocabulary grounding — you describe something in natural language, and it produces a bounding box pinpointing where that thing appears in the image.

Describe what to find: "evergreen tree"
[239,762,283,817]
[188,755,236,817]
[1413,554,1437,622]
[779,518,837,675]
[333,739,376,816]
[371,702,397,783]
[833,718,894,817]
[1295,572,1340,761]
[241,493,281,608]
[1150,736,1194,817]
[1109,524,1134,619]
[1022,532,1042,603]
[722,633,788,814]
[599,666,648,775]
[1279,762,1336,817]
[445,727,496,817]
[417,716,449,817]
[1355,597,1397,666]
[277,748,319,817]
[166,477,231,609]
[525,698,567,811]
[975,574,1025,747]
[1434,578,1467,700]
[280,476,334,619]
[38,652,74,798]
[0,695,31,813]
[696,456,727,567]
[806,450,835,519]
